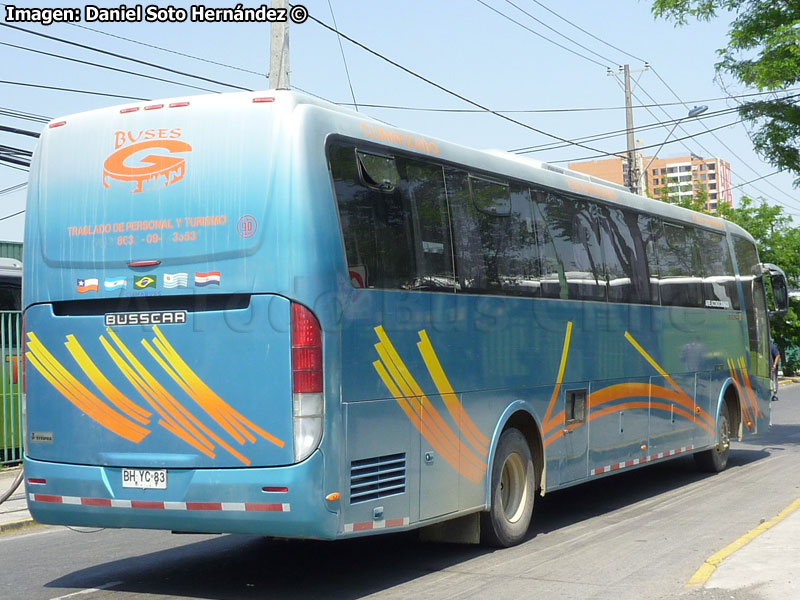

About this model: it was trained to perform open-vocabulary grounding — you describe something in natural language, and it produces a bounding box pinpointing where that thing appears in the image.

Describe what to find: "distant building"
[568,155,733,211]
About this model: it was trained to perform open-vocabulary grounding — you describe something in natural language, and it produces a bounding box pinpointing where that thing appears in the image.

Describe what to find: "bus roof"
[41,89,754,243]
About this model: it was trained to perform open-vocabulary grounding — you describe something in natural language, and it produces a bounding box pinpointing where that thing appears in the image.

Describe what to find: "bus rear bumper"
[22,451,339,539]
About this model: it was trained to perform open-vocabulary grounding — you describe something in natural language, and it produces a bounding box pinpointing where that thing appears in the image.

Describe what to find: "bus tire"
[694,401,731,473]
[481,428,535,547]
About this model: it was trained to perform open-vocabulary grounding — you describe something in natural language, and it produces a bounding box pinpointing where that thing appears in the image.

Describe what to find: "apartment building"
[568,155,733,211]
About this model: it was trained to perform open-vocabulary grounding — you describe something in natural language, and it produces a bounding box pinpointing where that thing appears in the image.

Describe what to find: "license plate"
[122,468,167,489]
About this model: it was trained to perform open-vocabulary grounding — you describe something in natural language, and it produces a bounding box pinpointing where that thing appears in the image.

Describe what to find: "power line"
[0,209,25,222]
[0,145,33,158]
[327,0,359,112]
[337,88,800,114]
[0,23,252,92]
[0,162,28,172]
[527,0,647,64]
[0,107,50,123]
[512,104,744,153]
[301,8,625,157]
[65,21,267,79]
[730,170,783,190]
[554,118,744,163]
[500,0,618,66]
[0,125,39,139]
[0,183,26,196]
[474,0,608,68]
[649,66,800,207]
[0,41,222,94]
[503,0,798,208]
[0,80,149,101]
[0,155,30,168]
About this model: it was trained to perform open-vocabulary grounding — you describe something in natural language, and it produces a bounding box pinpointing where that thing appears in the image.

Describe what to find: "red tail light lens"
[291,303,322,394]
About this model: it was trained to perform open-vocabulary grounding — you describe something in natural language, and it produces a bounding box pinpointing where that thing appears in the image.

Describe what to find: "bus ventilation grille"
[349,453,406,504]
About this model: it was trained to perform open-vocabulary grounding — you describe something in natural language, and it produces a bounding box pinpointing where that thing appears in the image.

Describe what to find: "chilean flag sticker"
[194,271,221,287]
[76,278,99,293]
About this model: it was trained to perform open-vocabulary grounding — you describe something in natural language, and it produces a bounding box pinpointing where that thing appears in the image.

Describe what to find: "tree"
[652,0,800,185]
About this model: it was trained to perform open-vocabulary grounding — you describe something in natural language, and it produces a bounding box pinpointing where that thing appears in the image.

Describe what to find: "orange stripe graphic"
[374,342,459,463]
[737,356,762,419]
[543,322,573,433]
[374,339,485,478]
[416,330,489,456]
[374,328,486,475]
[150,326,284,449]
[26,333,149,443]
[373,326,486,483]
[105,328,216,453]
[64,334,151,425]
[100,332,216,458]
[141,339,251,465]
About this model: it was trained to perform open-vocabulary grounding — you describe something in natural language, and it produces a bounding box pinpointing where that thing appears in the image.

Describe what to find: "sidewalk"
[695,501,800,599]
[0,466,33,534]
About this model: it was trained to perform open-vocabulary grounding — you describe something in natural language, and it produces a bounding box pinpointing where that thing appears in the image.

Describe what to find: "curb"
[779,378,800,386]
[0,518,37,535]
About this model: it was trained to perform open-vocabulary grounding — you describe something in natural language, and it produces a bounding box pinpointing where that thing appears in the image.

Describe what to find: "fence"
[0,312,22,466]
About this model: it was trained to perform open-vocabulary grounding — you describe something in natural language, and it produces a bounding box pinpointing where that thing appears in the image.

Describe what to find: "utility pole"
[269,0,290,89]
[609,64,648,194]
[623,64,639,195]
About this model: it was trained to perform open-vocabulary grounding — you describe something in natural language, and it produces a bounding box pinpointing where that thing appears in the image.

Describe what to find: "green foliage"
[716,196,800,284]
[773,299,800,375]
[713,195,800,366]
[652,0,800,185]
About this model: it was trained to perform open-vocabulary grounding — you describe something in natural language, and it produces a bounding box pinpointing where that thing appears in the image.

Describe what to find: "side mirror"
[762,263,789,317]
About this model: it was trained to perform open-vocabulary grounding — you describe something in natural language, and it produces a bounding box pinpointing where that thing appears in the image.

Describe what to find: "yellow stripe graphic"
[624,331,690,401]
[26,333,149,443]
[416,330,489,456]
[105,328,216,456]
[65,334,151,425]
[372,326,486,483]
[149,326,284,449]
[543,321,573,431]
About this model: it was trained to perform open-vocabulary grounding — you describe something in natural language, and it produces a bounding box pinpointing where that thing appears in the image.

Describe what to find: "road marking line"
[48,581,122,600]
[686,497,800,588]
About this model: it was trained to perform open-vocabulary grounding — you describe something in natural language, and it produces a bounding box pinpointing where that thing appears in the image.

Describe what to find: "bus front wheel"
[481,428,535,547]
[695,402,731,472]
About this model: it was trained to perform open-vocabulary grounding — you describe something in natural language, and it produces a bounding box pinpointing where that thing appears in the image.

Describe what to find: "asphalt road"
[2,385,800,600]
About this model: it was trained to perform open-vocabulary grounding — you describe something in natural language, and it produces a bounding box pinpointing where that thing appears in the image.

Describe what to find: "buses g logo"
[103,139,193,194]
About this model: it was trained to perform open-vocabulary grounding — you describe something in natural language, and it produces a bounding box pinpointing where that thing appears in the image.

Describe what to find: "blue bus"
[23,91,788,546]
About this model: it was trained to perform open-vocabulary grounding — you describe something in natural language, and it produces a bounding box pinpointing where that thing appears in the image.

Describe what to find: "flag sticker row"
[76,272,221,293]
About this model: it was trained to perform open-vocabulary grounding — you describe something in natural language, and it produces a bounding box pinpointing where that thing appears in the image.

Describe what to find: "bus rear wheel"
[481,428,535,547]
[695,402,731,473]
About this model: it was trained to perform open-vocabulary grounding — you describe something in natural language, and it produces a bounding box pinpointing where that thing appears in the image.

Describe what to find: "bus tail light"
[291,303,323,463]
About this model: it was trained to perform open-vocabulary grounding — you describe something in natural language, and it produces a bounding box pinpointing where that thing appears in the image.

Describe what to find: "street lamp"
[638,105,708,194]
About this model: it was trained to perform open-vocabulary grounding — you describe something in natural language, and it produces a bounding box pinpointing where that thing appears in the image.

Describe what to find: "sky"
[2,0,799,244]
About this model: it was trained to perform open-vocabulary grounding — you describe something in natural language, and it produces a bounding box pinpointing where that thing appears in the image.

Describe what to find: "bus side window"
[535,193,606,302]
[733,236,769,377]
[597,206,656,305]
[447,173,540,296]
[394,157,455,291]
[655,223,704,308]
[639,214,662,305]
[329,143,454,291]
[696,229,739,310]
